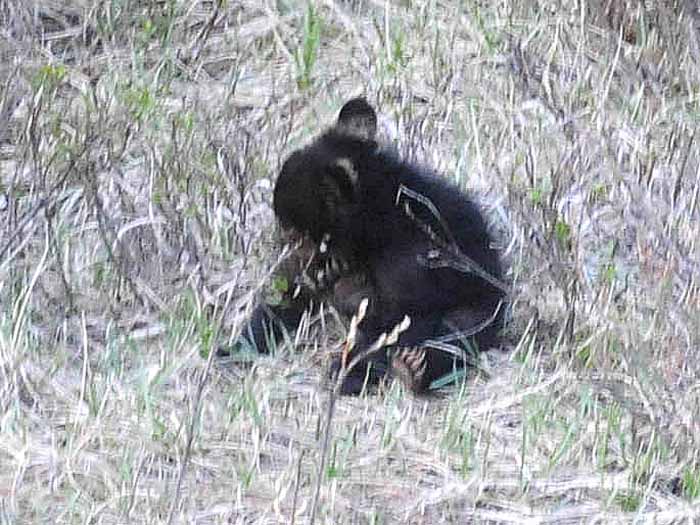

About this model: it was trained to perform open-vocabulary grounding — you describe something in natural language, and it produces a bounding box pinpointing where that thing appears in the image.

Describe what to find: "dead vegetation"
[0,0,699,523]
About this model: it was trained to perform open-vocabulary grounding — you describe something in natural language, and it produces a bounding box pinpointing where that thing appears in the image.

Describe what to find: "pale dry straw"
[0,1,699,523]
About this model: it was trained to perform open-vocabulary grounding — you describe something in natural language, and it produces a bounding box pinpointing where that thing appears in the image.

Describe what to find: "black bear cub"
[244,97,506,395]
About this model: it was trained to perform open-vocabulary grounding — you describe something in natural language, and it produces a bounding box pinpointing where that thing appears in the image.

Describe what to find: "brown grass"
[1,0,699,523]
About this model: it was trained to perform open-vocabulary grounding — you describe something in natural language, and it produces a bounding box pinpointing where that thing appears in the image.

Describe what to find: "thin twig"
[166,325,219,525]
[308,302,409,524]
[0,146,88,263]
[396,184,511,295]
[290,449,305,525]
[426,300,505,348]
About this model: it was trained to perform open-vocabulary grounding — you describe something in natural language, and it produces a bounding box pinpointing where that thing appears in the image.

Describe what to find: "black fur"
[243,98,505,394]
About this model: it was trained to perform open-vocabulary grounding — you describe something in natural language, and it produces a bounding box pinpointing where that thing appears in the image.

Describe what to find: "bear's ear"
[320,157,360,218]
[336,97,377,141]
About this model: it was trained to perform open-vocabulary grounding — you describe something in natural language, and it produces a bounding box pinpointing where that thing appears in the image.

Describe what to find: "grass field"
[1,1,699,523]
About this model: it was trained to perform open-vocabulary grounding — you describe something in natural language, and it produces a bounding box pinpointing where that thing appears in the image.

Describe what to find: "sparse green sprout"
[589,183,608,202]
[326,442,340,478]
[137,1,178,46]
[93,261,107,288]
[554,220,571,248]
[122,84,158,122]
[234,463,255,489]
[266,275,290,306]
[601,262,617,284]
[470,3,501,51]
[575,344,592,367]
[681,465,700,501]
[615,491,642,512]
[429,367,467,390]
[295,4,322,90]
[31,64,67,93]
[529,187,544,205]
[174,111,195,133]
[387,30,409,73]
[142,17,155,38]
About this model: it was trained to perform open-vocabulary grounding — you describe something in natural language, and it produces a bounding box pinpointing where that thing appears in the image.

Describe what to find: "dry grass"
[1,0,699,523]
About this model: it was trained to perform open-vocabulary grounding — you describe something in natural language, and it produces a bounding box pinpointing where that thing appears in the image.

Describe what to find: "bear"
[240,97,506,395]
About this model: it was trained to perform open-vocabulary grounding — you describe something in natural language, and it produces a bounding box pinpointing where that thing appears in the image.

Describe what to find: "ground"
[0,1,699,523]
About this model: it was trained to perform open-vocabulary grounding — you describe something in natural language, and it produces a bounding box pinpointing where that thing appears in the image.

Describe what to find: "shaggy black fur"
[241,98,506,394]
